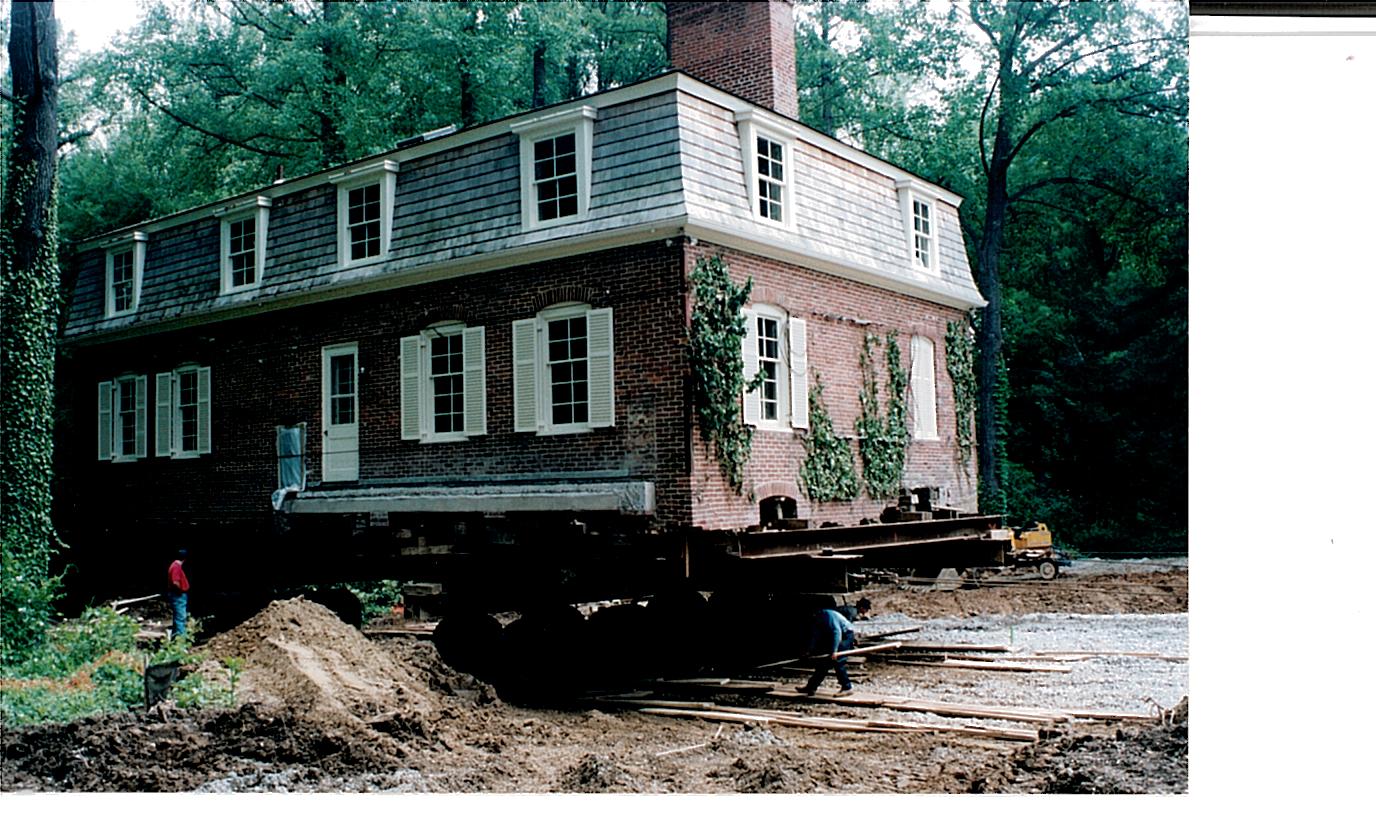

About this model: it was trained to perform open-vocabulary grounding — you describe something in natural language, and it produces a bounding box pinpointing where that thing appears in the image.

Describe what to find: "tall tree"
[2,0,62,659]
[959,0,1185,511]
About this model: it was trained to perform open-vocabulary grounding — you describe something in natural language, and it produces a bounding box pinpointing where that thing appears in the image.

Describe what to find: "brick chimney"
[666,1,798,119]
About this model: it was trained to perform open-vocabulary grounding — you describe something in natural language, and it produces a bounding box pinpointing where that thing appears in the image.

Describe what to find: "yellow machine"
[1010,523,1067,579]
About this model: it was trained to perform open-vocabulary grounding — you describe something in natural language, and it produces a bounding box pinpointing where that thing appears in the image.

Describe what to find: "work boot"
[835,688,854,698]
[795,686,816,696]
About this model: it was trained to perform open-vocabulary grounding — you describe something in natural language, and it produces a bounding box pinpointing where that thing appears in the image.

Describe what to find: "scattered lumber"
[751,641,901,670]
[635,704,1037,742]
[878,640,1011,653]
[1032,650,1188,663]
[765,688,1069,725]
[111,593,163,610]
[655,678,779,691]
[890,658,1072,674]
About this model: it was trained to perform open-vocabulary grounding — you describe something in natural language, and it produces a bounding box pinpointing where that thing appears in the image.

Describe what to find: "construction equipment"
[1008,522,1073,579]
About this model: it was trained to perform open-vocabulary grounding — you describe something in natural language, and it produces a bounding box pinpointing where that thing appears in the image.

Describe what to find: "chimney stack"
[666,1,798,119]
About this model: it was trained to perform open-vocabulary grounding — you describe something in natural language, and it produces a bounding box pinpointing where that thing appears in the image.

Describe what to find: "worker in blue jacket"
[796,606,857,697]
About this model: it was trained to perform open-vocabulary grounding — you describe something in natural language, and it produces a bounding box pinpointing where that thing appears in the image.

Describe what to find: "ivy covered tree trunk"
[2,1,62,660]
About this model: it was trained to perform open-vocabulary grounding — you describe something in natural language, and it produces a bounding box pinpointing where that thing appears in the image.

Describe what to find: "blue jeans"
[803,629,854,692]
[170,592,188,637]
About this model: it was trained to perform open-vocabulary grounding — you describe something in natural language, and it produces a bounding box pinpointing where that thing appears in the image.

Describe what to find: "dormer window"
[897,180,940,276]
[331,160,397,268]
[735,110,797,229]
[104,233,146,317]
[513,105,597,230]
[218,195,270,293]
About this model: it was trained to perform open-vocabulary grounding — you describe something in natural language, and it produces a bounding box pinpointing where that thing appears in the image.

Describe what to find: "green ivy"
[688,254,758,492]
[855,331,910,499]
[946,319,978,466]
[799,379,861,502]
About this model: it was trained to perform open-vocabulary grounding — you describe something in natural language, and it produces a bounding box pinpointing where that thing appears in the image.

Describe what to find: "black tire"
[1038,560,1059,580]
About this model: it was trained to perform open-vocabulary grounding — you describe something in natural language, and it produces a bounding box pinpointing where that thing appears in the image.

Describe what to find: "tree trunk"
[532,40,548,108]
[317,0,348,167]
[2,0,62,652]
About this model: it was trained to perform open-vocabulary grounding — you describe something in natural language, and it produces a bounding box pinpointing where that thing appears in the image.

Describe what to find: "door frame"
[321,342,360,482]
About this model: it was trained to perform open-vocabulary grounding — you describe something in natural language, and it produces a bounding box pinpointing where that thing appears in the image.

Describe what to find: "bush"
[0,607,235,727]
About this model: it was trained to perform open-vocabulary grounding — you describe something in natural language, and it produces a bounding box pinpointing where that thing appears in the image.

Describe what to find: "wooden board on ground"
[891,658,1072,673]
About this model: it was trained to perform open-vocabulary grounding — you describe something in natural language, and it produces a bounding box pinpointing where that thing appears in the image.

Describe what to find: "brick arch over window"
[533,285,606,312]
[411,303,477,330]
[754,480,801,503]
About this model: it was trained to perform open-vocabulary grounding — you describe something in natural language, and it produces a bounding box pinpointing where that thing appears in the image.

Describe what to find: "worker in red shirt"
[167,549,190,638]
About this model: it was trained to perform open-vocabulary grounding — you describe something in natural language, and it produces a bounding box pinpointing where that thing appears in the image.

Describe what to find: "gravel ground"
[1061,556,1189,576]
[855,610,1188,720]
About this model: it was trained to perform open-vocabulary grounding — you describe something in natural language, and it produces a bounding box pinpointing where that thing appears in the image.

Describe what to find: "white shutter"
[399,335,421,440]
[741,309,761,426]
[463,326,487,436]
[97,381,113,461]
[586,308,615,428]
[134,375,148,459]
[155,372,172,457]
[197,367,212,454]
[914,337,937,440]
[788,316,808,429]
[511,318,538,432]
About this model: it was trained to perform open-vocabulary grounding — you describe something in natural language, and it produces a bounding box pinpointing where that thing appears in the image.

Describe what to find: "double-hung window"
[735,110,797,229]
[511,304,614,435]
[331,160,397,268]
[514,105,597,230]
[97,374,147,461]
[399,324,487,442]
[218,195,270,293]
[742,305,808,430]
[155,365,212,458]
[897,180,940,276]
[104,233,147,317]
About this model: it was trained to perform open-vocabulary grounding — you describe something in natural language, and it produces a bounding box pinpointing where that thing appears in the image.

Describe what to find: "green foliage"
[799,380,860,502]
[0,608,234,727]
[688,255,757,492]
[855,332,909,500]
[945,320,978,467]
[333,580,403,623]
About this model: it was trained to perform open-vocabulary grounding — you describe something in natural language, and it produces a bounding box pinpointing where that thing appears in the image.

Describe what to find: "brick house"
[55,1,984,598]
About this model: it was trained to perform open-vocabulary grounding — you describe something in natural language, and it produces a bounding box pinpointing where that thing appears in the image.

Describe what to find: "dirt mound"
[864,567,1188,620]
[204,597,447,723]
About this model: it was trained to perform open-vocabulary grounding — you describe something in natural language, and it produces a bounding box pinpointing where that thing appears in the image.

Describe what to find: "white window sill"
[536,423,593,437]
[220,283,262,296]
[105,309,138,319]
[171,451,204,460]
[913,433,940,442]
[419,433,469,444]
[337,255,388,273]
[749,422,796,434]
[526,211,591,231]
[110,455,139,464]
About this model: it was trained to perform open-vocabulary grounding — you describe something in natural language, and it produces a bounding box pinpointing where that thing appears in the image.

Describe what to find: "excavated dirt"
[1,564,1188,793]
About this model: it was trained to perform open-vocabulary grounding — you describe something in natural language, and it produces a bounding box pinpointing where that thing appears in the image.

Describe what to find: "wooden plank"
[765,689,1068,725]
[635,705,1037,742]
[876,640,1011,653]
[1032,650,1189,662]
[891,658,1072,674]
[751,641,901,670]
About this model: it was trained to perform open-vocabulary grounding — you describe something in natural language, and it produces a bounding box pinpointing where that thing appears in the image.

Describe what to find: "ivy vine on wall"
[946,319,977,465]
[856,331,910,499]
[799,379,861,502]
[688,254,758,493]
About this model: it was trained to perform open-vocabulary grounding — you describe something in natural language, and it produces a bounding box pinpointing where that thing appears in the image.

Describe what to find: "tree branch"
[133,87,302,158]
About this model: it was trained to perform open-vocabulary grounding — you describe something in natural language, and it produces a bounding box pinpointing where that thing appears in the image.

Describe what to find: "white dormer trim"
[896,180,940,278]
[103,232,147,318]
[735,109,798,231]
[216,195,271,294]
[514,105,598,232]
[331,159,398,269]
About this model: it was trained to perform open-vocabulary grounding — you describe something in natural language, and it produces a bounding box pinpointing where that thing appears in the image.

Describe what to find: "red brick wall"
[682,241,979,530]
[667,0,799,119]
[54,241,695,557]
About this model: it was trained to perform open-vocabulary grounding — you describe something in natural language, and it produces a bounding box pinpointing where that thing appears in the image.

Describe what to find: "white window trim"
[911,336,939,441]
[536,302,594,436]
[331,159,398,269]
[420,323,470,444]
[103,232,147,318]
[897,180,940,277]
[513,105,597,231]
[217,196,270,294]
[744,304,802,432]
[158,363,210,457]
[735,110,799,231]
[109,373,146,462]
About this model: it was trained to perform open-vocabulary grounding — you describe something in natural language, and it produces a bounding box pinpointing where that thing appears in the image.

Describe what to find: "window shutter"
[741,309,761,426]
[586,308,615,428]
[154,373,172,457]
[788,316,809,429]
[399,335,421,440]
[197,367,213,454]
[512,318,538,432]
[134,375,148,459]
[463,326,487,436]
[97,381,113,461]
[914,337,937,440]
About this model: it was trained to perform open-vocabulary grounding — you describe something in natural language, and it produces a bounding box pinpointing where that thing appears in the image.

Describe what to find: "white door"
[321,344,359,482]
